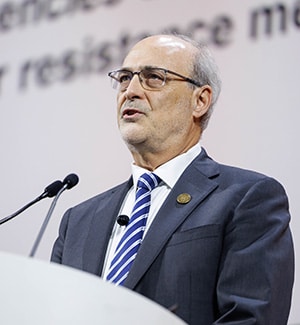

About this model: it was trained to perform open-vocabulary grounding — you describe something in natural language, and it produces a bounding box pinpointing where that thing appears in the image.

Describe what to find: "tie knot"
[137,173,161,192]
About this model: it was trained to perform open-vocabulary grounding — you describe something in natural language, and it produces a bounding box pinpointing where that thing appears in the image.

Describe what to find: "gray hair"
[171,34,222,131]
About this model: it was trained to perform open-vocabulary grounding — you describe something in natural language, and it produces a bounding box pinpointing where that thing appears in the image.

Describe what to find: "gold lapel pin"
[176,193,192,204]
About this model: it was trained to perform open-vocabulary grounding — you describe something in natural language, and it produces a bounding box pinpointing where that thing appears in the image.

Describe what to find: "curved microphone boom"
[29,173,79,257]
[0,180,64,225]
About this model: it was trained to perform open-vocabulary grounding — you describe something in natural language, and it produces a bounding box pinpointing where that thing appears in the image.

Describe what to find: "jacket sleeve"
[214,177,294,325]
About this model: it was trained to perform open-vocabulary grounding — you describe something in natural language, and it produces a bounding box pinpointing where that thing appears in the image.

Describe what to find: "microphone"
[29,173,79,257]
[0,180,64,225]
[63,173,79,189]
[117,215,129,226]
[43,180,65,198]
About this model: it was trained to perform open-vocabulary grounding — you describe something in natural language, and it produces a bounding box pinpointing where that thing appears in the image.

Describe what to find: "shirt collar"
[131,143,201,190]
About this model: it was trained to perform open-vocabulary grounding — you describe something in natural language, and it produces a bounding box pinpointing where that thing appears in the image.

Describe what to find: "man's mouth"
[122,108,143,118]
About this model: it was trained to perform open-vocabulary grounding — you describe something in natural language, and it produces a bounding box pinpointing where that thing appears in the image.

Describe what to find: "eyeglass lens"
[112,68,166,91]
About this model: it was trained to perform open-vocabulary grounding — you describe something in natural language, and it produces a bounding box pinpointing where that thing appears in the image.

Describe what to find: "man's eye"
[144,70,164,81]
[150,74,163,80]
[119,74,131,83]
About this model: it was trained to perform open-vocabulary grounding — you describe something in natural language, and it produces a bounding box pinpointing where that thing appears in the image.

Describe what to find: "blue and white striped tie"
[106,172,160,285]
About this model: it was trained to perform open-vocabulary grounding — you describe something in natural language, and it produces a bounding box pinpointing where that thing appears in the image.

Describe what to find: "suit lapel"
[82,179,133,275]
[124,150,220,289]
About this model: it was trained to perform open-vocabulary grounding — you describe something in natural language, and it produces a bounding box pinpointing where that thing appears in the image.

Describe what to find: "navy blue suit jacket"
[51,149,294,324]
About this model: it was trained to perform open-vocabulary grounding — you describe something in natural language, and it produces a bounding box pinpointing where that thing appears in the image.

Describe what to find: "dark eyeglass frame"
[108,67,202,91]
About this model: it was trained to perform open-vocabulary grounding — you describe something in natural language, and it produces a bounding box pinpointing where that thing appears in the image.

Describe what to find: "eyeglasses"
[108,67,202,91]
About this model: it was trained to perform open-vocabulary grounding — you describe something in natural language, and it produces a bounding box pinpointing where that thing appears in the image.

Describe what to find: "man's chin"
[120,130,146,147]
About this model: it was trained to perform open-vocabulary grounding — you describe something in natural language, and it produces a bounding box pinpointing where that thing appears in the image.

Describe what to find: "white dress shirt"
[102,143,201,278]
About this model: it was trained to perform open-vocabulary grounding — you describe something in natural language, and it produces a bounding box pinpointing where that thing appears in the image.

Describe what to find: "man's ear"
[192,85,212,118]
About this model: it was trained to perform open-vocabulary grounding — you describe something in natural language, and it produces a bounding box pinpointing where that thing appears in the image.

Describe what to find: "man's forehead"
[133,35,188,52]
[123,36,192,69]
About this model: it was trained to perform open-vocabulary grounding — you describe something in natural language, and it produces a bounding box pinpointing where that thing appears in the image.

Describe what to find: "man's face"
[115,35,202,157]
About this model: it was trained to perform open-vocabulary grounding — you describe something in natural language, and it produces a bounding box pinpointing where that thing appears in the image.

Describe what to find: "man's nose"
[124,74,144,99]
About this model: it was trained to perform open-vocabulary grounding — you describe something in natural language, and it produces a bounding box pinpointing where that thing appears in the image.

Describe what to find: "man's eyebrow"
[120,65,160,71]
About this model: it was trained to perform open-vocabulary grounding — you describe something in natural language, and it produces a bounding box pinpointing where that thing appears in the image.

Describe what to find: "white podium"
[0,252,186,324]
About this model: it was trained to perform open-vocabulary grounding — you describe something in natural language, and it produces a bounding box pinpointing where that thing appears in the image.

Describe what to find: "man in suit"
[51,34,294,324]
